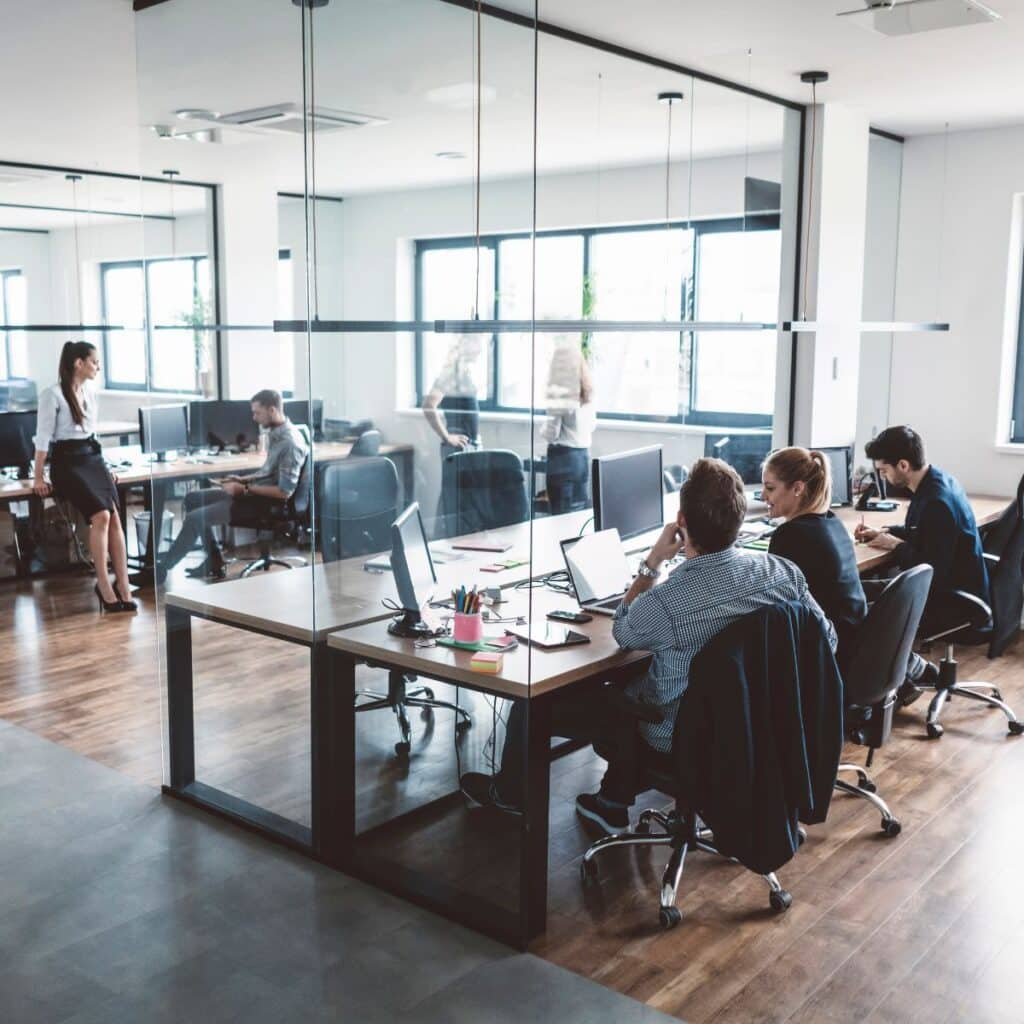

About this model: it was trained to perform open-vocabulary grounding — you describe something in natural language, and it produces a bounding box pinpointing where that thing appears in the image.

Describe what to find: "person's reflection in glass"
[542,338,594,515]
[421,335,483,533]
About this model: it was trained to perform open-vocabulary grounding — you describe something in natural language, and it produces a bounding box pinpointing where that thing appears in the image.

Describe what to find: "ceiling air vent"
[837,0,1001,36]
[217,102,388,134]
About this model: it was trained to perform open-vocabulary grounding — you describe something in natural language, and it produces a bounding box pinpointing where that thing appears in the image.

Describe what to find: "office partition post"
[521,694,553,944]
[315,645,356,866]
[166,604,196,790]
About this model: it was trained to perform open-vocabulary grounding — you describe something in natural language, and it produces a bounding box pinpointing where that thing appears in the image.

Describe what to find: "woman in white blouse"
[33,341,135,612]
[541,339,595,514]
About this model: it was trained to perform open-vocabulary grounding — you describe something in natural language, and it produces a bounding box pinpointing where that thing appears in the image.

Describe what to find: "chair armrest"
[604,687,665,724]
[919,588,992,643]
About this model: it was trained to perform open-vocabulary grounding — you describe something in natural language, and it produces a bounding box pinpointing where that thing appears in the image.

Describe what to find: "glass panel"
[5,272,28,377]
[589,227,691,418]
[497,234,583,408]
[693,228,780,415]
[102,263,146,386]
[148,259,201,392]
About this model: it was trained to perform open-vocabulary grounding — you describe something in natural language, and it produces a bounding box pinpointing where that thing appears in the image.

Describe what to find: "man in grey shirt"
[157,389,309,581]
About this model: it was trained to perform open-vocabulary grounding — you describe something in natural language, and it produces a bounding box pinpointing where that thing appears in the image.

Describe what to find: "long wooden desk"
[161,491,1011,947]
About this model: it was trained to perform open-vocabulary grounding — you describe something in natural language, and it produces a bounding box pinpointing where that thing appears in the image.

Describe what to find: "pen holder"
[453,611,484,644]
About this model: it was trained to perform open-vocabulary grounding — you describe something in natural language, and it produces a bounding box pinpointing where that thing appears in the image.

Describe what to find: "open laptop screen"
[561,529,632,604]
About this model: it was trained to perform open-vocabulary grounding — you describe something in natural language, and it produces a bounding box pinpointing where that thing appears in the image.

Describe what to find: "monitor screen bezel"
[390,501,437,614]
[591,445,664,542]
[139,403,189,456]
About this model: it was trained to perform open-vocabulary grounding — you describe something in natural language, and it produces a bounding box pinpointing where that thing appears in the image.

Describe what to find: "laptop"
[560,529,634,617]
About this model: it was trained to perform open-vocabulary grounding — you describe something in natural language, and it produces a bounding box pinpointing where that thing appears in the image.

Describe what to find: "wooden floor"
[3,568,1024,1023]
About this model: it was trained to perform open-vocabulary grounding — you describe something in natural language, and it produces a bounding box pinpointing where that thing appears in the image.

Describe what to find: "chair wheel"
[882,818,902,837]
[926,722,944,739]
[659,906,682,929]
[992,690,1003,702]
[858,779,877,794]
[394,741,410,756]
[1009,720,1024,736]
[769,889,793,913]
[796,826,807,846]
[580,859,598,883]
[456,717,472,732]
[422,687,435,700]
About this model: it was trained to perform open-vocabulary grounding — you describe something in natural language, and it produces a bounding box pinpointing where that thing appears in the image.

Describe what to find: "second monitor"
[591,445,664,541]
[139,404,189,462]
[188,399,260,453]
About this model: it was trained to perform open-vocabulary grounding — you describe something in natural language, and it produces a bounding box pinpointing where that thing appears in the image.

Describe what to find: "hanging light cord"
[801,80,818,321]
[473,0,482,320]
[69,176,82,324]
[935,122,949,320]
[663,96,676,320]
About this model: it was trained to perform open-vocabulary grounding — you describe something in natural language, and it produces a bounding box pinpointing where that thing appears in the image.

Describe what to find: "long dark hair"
[58,341,96,427]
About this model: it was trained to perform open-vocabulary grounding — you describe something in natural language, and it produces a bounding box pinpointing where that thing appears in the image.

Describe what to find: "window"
[414,217,780,425]
[100,255,211,392]
[0,269,27,379]
[1011,251,1024,443]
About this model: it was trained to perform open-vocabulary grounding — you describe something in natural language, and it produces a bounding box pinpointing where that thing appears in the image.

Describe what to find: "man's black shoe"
[898,661,940,708]
[460,772,521,815]
[575,792,630,836]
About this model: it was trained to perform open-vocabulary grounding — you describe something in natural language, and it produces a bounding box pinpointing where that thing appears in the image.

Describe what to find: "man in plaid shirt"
[462,457,836,835]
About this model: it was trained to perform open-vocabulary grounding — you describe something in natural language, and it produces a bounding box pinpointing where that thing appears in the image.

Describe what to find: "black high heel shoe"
[94,583,126,613]
[113,581,138,611]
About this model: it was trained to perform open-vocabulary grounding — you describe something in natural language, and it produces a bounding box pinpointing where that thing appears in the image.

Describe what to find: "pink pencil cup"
[453,612,484,643]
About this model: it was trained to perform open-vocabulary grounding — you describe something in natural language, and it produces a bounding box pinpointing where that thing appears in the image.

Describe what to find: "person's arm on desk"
[612,523,685,650]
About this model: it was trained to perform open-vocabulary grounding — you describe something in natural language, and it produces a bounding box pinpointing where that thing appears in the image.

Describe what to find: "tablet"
[505,623,591,649]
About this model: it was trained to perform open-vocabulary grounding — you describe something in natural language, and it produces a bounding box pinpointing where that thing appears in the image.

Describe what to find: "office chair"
[835,564,933,836]
[445,449,530,534]
[318,456,471,755]
[349,429,381,457]
[663,464,688,494]
[916,492,1024,739]
[238,426,312,577]
[581,604,841,929]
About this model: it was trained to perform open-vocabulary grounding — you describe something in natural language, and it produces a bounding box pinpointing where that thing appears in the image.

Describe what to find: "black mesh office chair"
[318,456,471,755]
[581,604,842,929]
[238,425,312,577]
[916,492,1024,739]
[835,565,933,836]
[445,449,529,534]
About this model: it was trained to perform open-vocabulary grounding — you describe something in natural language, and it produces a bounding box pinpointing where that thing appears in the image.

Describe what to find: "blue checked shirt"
[613,547,837,752]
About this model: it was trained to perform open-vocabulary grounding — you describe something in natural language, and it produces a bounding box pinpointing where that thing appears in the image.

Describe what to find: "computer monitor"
[284,398,324,440]
[703,432,774,486]
[388,502,437,637]
[817,445,853,506]
[188,399,259,452]
[591,446,664,542]
[0,410,36,477]
[139,404,189,462]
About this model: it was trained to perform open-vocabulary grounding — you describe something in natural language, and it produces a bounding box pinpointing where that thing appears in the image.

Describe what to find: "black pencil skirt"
[50,438,119,520]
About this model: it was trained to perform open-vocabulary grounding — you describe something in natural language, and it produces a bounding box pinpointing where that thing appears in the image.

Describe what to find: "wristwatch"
[636,558,660,579]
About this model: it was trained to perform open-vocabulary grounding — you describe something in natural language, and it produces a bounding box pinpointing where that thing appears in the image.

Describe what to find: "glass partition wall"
[126,0,802,945]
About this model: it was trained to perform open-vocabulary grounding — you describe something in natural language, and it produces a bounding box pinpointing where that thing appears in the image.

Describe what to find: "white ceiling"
[497,0,1024,137]
[133,0,787,195]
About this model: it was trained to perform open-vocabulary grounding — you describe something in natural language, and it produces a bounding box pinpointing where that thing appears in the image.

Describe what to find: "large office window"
[101,255,211,393]
[414,217,780,425]
[0,269,27,379]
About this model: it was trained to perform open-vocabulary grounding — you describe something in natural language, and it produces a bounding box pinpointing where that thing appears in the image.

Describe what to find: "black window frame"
[414,214,780,427]
[0,268,24,379]
[100,254,210,394]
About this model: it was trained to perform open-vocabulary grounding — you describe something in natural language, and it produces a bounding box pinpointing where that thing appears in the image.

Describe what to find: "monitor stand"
[387,611,435,638]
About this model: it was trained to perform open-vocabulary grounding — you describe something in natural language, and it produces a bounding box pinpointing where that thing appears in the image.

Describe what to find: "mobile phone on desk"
[547,609,592,624]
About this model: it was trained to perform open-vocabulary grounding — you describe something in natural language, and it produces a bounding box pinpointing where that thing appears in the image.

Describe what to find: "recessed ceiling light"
[175,108,219,121]
[435,151,467,160]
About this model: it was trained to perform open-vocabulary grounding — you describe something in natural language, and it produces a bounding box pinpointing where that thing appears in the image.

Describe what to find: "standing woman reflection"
[32,341,136,612]
[422,335,483,530]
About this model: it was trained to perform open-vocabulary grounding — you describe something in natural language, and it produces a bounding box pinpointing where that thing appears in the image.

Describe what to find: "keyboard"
[592,597,623,611]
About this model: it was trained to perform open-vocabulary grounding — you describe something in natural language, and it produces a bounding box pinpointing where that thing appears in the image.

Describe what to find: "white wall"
[891,125,1024,495]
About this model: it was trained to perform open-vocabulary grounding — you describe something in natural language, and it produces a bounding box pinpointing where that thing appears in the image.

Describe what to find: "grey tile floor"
[0,720,677,1024]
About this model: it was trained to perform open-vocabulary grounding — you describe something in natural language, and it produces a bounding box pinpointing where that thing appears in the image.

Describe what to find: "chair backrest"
[445,448,529,534]
[663,464,688,495]
[840,564,933,707]
[350,429,381,457]
[317,455,400,561]
[985,495,1024,658]
[288,424,313,521]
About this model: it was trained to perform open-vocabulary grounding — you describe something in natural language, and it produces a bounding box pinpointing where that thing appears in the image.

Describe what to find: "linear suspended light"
[782,321,950,333]
[273,319,432,333]
[271,319,774,333]
[153,323,275,331]
[4,324,125,332]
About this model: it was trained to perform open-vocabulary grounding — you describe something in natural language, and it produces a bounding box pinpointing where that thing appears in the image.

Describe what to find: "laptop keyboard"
[594,597,622,611]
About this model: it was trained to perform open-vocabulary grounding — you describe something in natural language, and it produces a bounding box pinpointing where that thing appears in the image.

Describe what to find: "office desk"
[159,491,1011,947]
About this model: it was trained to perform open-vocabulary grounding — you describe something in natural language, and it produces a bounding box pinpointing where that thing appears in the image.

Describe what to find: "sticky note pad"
[470,651,503,674]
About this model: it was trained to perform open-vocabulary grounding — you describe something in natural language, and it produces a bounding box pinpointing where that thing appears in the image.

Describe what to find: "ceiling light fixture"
[174,108,219,122]
[435,151,466,160]
[837,0,1000,36]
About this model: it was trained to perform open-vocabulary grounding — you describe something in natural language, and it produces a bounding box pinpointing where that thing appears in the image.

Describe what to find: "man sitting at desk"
[853,425,989,707]
[461,457,836,835]
[156,389,308,581]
